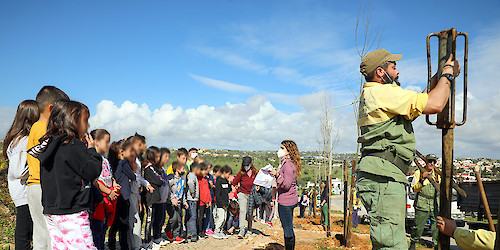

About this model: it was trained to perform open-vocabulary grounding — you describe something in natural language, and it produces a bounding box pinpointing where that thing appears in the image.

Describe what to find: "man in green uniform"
[355,49,460,249]
[409,154,441,249]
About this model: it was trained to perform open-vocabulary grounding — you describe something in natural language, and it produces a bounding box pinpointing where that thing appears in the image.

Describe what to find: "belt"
[361,149,411,174]
[417,192,436,199]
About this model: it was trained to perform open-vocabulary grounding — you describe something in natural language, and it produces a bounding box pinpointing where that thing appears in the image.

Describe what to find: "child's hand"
[184,203,189,209]
[268,169,278,177]
[109,190,118,201]
[255,186,260,191]
[172,199,179,206]
[207,202,211,207]
[146,185,154,193]
[113,183,121,191]
[84,133,94,149]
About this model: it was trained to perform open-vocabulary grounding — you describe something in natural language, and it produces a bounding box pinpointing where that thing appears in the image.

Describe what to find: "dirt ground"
[161,209,377,250]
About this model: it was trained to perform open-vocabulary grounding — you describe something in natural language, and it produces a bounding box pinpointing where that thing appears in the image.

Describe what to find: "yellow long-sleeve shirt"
[26,121,47,185]
[454,228,496,250]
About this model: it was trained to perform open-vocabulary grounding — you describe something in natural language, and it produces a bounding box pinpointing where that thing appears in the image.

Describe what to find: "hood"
[37,134,70,167]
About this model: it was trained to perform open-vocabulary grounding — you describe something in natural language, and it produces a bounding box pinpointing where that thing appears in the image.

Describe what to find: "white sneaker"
[150,242,161,250]
[158,239,170,246]
[213,233,225,239]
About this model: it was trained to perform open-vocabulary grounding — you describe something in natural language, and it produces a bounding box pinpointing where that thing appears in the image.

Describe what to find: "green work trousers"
[356,171,407,250]
[411,208,438,245]
[321,203,329,226]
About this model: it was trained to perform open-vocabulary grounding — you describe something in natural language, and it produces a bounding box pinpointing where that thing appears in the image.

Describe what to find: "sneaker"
[205,229,215,235]
[237,229,246,239]
[150,242,161,250]
[154,238,170,246]
[173,236,185,243]
[165,231,174,241]
[199,233,208,239]
[216,233,228,239]
[191,235,198,242]
[265,221,274,227]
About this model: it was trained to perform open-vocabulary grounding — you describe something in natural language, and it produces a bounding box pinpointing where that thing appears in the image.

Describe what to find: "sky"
[1,0,500,158]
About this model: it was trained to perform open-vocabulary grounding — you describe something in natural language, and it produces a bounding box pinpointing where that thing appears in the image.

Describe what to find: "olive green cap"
[360,49,402,76]
[426,154,437,162]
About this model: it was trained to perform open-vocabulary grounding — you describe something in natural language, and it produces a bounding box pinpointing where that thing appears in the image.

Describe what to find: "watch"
[442,73,455,82]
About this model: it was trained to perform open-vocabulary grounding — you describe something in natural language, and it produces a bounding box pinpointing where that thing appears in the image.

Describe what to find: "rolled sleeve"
[453,228,496,250]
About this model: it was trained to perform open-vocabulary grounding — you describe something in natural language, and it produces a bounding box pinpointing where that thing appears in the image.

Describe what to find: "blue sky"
[1,1,500,158]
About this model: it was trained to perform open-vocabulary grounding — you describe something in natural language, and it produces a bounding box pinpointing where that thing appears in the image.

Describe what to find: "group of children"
[3,85,277,250]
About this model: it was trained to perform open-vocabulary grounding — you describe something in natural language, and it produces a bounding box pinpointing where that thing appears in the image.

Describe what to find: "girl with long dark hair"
[32,99,102,249]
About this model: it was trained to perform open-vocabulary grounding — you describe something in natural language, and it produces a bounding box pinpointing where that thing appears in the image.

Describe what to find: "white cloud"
[0,105,17,140]
[88,96,329,151]
[190,74,256,93]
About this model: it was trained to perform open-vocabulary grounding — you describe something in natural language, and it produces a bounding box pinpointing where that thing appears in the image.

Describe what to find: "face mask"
[277,148,286,158]
[190,153,198,159]
[381,69,400,86]
[244,165,251,171]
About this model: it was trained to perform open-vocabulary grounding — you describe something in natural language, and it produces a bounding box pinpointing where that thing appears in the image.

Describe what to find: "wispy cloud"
[193,47,270,75]
[190,74,256,93]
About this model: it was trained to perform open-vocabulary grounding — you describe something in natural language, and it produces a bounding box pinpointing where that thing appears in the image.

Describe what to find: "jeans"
[278,203,296,238]
[15,204,33,250]
[186,200,198,236]
[145,203,166,242]
[299,204,306,218]
[27,184,51,250]
[352,209,359,228]
[227,213,239,231]
[203,204,214,231]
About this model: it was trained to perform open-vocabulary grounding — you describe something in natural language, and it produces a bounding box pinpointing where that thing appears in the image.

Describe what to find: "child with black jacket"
[213,165,232,239]
[143,146,170,248]
[29,100,102,249]
[108,139,137,250]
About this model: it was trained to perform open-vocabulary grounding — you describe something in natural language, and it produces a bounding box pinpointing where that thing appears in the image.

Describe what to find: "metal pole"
[438,28,457,250]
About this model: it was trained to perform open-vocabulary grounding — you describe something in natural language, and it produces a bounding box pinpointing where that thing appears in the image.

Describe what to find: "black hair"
[221,165,232,174]
[199,162,208,171]
[229,200,239,211]
[41,99,89,145]
[134,132,146,143]
[90,129,110,141]
[177,147,188,157]
[189,147,197,152]
[190,162,201,172]
[213,165,221,173]
[160,147,171,155]
[35,86,69,111]
[172,161,185,173]
[143,146,160,166]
